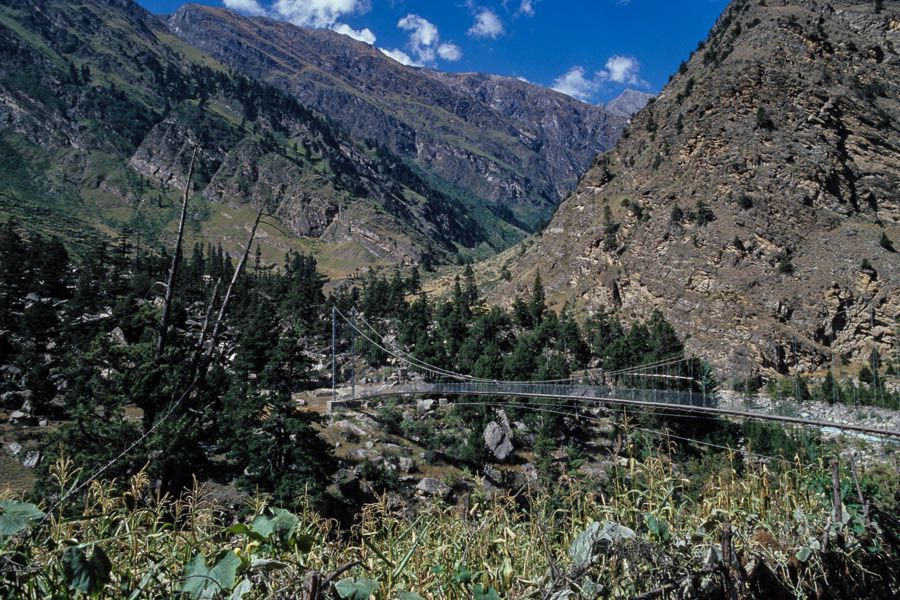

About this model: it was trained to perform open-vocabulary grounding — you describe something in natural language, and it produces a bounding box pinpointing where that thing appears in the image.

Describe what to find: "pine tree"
[228,390,336,507]
[528,272,546,327]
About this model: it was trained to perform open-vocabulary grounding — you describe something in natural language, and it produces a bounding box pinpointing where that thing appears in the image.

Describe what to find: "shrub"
[695,199,715,225]
[756,106,775,130]
[778,255,794,274]
[358,459,401,492]
[737,194,753,209]
[880,232,895,252]
[377,401,404,435]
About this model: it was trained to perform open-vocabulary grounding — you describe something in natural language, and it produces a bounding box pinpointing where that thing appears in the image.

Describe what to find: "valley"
[1,0,899,598]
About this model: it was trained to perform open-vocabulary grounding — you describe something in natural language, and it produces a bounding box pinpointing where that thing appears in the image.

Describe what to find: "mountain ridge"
[0,0,540,273]
[164,3,626,230]
[492,0,900,375]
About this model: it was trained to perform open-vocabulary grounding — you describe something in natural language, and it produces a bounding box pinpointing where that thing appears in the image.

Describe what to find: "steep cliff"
[496,0,900,375]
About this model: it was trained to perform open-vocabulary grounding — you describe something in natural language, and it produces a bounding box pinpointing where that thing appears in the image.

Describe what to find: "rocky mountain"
[494,0,900,376]
[0,0,526,271]
[164,4,626,230]
[604,89,657,118]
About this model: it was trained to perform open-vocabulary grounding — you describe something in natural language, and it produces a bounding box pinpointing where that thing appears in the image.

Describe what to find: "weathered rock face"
[165,5,626,230]
[496,0,900,376]
[604,89,657,118]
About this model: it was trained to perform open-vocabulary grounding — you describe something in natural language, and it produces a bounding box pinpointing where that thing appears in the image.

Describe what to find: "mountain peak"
[603,88,657,117]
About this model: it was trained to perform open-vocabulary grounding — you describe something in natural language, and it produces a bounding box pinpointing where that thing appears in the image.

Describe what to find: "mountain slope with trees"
[0,0,530,273]
[494,0,900,376]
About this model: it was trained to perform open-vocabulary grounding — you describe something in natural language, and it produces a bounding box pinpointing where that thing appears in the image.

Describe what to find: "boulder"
[394,456,416,473]
[415,477,451,500]
[108,327,127,346]
[522,462,539,483]
[22,451,40,468]
[333,420,368,439]
[3,442,22,457]
[483,409,514,461]
[416,399,435,413]
[8,410,34,426]
[1,391,24,409]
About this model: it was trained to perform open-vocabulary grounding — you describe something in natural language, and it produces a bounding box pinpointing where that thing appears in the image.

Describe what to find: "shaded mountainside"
[494,0,900,375]
[165,4,626,230]
[0,0,522,272]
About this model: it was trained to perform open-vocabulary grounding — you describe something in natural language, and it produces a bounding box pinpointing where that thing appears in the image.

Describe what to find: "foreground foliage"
[2,441,898,600]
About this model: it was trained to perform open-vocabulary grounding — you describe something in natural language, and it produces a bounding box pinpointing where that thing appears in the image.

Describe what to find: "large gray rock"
[108,327,127,347]
[415,477,451,500]
[21,451,40,469]
[8,410,34,426]
[483,409,514,462]
[3,442,22,457]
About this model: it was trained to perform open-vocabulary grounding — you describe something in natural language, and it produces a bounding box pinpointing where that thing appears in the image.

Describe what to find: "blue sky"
[137,0,727,104]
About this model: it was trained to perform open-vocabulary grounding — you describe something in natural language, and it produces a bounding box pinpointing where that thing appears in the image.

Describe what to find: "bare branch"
[156,144,199,360]
[202,207,264,366]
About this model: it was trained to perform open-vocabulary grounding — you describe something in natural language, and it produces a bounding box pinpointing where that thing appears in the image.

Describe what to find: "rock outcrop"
[496,0,900,376]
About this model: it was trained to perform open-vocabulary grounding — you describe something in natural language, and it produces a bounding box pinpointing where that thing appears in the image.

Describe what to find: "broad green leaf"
[0,500,44,537]
[62,546,111,595]
[452,565,473,584]
[334,576,378,600]
[249,558,289,572]
[181,551,241,599]
[645,514,671,542]
[795,547,812,563]
[570,521,635,567]
[570,521,600,566]
[251,508,299,546]
[294,533,315,553]
[229,578,253,600]
[472,584,500,600]
[227,523,268,545]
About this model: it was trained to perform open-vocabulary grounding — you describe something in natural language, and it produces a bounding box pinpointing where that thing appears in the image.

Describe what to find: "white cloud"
[389,14,460,65]
[551,66,601,101]
[518,0,537,16]
[272,0,370,29]
[332,22,376,44]
[223,0,267,15]
[437,42,462,61]
[599,55,647,87]
[379,47,421,67]
[398,14,439,63]
[468,9,504,39]
[552,55,648,102]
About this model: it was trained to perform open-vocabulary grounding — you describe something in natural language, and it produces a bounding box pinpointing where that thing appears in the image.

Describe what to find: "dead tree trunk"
[155,144,199,360]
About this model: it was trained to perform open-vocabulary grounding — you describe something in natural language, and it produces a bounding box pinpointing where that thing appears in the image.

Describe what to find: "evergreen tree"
[228,390,336,507]
[528,272,546,327]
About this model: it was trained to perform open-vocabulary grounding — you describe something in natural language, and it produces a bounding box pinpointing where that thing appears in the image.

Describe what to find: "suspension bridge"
[328,308,900,440]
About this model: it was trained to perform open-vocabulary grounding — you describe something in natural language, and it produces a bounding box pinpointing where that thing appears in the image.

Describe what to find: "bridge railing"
[378,381,718,409]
